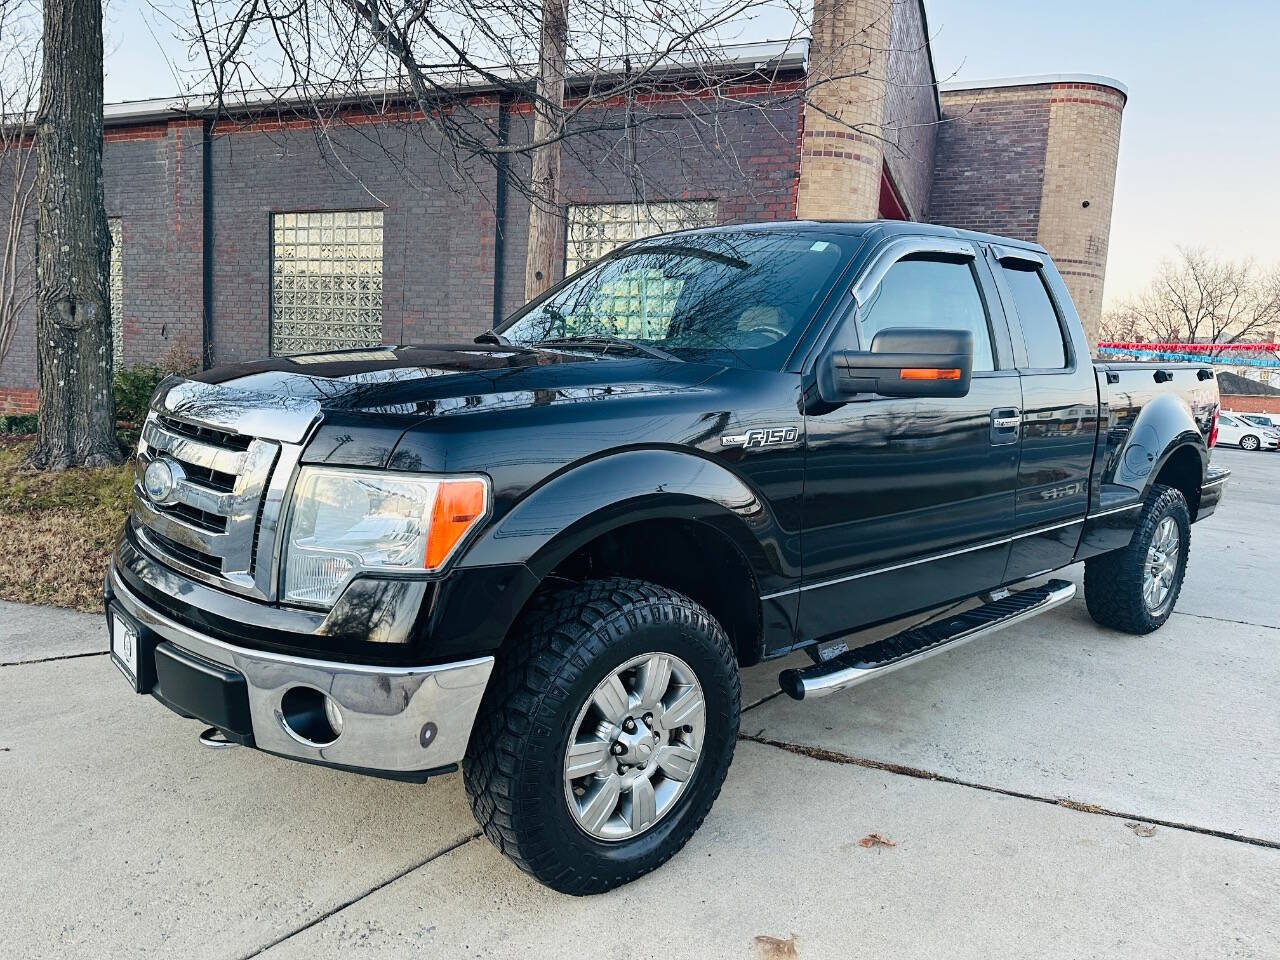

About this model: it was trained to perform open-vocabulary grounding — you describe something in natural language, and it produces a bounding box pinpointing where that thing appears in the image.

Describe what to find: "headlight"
[281,467,489,608]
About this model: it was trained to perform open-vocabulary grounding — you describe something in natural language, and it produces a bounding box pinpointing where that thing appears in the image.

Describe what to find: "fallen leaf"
[1058,799,1105,814]
[857,833,896,849]
[754,934,799,958]
[1125,821,1156,838]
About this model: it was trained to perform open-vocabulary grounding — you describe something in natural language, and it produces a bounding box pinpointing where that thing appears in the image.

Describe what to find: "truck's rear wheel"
[1084,484,1191,634]
[462,577,740,894]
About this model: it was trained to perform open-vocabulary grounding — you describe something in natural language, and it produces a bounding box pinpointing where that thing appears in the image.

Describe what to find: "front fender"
[458,448,796,593]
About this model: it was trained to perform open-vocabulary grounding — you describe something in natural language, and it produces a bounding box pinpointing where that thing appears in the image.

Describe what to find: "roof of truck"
[660,219,1050,254]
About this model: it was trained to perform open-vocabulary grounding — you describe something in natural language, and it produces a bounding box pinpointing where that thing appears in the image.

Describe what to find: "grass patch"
[0,440,134,612]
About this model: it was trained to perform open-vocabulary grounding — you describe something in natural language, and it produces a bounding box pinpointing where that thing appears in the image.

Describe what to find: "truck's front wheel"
[1084,484,1191,634]
[463,578,740,894]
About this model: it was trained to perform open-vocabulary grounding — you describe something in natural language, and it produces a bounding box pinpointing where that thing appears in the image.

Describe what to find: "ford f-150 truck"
[105,220,1229,893]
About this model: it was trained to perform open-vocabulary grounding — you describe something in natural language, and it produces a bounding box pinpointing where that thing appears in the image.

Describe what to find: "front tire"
[1084,484,1191,634]
[1240,434,1261,451]
[463,578,740,894]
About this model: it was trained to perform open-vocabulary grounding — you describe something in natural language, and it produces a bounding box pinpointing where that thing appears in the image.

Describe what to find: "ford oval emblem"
[142,458,184,506]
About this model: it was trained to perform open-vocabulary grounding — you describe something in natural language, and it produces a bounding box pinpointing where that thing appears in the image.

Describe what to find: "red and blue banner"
[1097,342,1280,368]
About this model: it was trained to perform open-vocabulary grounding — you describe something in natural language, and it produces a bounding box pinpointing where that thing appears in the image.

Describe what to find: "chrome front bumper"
[110,566,493,777]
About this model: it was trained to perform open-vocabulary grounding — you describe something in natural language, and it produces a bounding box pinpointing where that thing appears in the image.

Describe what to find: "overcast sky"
[102,0,1280,311]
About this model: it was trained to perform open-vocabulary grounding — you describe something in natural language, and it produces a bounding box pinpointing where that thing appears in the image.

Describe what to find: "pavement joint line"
[739,733,1280,852]
[742,688,785,713]
[1064,593,1278,632]
[0,650,108,668]
[236,831,483,960]
[1170,609,1280,631]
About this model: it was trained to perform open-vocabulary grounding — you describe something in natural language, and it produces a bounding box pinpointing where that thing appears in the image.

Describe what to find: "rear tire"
[462,577,740,895]
[1240,434,1261,451]
[1084,484,1191,635]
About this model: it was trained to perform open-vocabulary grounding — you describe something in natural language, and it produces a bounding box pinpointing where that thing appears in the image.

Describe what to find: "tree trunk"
[26,0,120,469]
[523,0,568,303]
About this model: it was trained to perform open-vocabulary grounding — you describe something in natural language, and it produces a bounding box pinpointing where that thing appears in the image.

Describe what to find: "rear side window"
[1000,263,1067,369]
[857,256,995,371]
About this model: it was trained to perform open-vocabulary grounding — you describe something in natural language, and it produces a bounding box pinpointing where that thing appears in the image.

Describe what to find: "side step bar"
[779,579,1076,701]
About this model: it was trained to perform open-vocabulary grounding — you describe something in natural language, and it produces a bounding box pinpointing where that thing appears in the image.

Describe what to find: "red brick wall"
[929,84,1053,241]
[882,0,938,218]
[0,388,37,414]
[0,121,207,400]
[1221,395,1280,415]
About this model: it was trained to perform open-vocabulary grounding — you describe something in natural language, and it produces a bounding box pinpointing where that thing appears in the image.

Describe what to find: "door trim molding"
[763,516,1085,601]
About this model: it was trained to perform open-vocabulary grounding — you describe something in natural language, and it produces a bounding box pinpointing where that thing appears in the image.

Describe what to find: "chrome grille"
[134,414,280,593]
[130,378,322,599]
[156,414,253,452]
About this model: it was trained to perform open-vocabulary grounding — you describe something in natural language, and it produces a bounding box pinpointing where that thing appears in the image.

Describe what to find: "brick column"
[795,0,893,220]
[1036,83,1126,352]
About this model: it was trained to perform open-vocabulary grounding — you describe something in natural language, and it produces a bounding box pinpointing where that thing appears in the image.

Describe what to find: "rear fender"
[1079,394,1209,560]
[1108,392,1207,499]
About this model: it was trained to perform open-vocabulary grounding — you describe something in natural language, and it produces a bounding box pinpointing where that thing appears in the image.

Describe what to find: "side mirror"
[818,328,974,401]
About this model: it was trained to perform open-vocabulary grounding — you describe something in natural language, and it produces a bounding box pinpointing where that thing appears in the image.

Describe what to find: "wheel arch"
[1147,440,1208,519]
[457,448,791,666]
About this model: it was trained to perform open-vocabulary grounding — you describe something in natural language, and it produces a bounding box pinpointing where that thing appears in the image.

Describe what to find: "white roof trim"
[939,73,1128,99]
[102,39,811,126]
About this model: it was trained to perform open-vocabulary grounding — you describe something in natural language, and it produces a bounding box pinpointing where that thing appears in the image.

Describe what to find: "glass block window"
[565,201,718,275]
[563,201,716,339]
[270,211,384,356]
[562,263,688,341]
[108,218,123,367]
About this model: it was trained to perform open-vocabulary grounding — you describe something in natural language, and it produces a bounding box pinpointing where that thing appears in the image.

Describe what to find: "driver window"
[857,255,996,371]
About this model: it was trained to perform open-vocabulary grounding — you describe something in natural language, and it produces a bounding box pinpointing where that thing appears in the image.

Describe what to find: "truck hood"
[192,344,713,414]
[185,344,722,467]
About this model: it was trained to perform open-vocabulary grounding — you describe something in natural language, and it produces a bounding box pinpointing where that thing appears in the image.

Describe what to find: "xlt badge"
[720,426,799,449]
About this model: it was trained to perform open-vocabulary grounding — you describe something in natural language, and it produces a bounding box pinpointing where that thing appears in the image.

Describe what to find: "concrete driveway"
[3,447,1278,959]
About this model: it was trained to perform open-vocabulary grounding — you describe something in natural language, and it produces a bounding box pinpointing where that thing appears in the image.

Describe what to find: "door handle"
[990,408,1020,445]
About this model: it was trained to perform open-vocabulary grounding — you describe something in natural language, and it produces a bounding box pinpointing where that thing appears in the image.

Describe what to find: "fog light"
[279,686,342,745]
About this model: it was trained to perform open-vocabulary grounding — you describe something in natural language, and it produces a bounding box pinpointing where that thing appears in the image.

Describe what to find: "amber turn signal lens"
[899,367,962,381]
[424,478,489,570]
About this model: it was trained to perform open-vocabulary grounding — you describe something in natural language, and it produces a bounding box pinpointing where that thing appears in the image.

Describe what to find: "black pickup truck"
[105,220,1229,893]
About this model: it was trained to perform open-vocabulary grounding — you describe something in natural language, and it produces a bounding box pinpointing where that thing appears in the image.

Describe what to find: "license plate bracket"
[109,608,144,692]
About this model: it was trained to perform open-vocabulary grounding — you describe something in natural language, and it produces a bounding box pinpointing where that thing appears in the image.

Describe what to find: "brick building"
[0,0,1127,412]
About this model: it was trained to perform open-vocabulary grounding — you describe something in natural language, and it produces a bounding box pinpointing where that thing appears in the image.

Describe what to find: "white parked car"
[1217,412,1279,451]
[1235,412,1280,432]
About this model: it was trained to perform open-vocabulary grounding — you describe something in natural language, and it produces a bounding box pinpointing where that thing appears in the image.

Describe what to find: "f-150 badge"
[720,426,799,448]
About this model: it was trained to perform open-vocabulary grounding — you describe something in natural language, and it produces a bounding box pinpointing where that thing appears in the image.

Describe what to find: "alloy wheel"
[563,652,706,842]
[1143,516,1181,615]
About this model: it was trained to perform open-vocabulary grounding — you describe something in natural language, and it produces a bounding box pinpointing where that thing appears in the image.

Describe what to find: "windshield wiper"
[539,333,683,363]
[474,329,513,345]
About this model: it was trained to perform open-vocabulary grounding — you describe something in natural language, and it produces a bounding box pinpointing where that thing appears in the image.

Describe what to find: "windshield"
[498,231,852,369]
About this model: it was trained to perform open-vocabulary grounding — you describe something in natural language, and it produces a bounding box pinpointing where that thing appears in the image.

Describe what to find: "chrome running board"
[779,580,1076,701]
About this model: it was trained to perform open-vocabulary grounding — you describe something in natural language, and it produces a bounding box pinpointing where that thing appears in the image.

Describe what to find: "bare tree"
[0,0,39,365]
[26,0,121,468]
[524,0,568,300]
[1103,248,1280,355]
[1097,309,1140,344]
